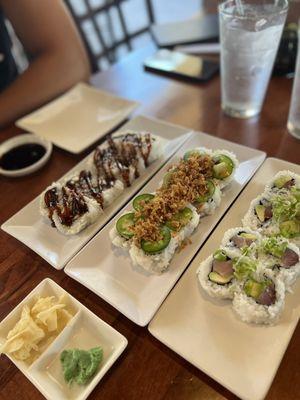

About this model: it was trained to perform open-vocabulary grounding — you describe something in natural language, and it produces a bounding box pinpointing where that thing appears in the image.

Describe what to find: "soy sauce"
[0,143,46,170]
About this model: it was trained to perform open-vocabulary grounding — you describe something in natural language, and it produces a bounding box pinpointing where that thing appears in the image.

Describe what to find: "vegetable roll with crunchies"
[183,147,239,190]
[111,148,239,273]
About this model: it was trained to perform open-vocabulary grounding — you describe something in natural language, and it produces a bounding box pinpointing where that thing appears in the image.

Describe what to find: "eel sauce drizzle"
[44,133,152,227]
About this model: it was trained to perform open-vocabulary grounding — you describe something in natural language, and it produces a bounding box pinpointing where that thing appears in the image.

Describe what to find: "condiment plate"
[16,83,139,154]
[0,278,127,400]
[0,133,52,177]
[148,158,300,400]
[65,131,265,326]
[1,116,192,269]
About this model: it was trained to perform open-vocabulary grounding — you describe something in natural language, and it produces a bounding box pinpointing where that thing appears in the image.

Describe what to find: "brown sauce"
[45,133,153,227]
[0,143,46,170]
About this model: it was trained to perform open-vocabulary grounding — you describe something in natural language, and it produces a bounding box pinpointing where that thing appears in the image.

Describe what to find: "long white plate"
[65,132,265,326]
[148,158,300,400]
[0,278,127,400]
[1,116,192,270]
[16,83,139,153]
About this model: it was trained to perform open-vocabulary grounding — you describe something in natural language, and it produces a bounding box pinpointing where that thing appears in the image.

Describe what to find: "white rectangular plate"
[0,278,127,400]
[1,116,192,270]
[16,83,139,153]
[65,132,265,326]
[148,158,300,400]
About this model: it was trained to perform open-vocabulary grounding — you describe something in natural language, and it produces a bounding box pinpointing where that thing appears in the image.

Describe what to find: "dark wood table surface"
[0,43,299,400]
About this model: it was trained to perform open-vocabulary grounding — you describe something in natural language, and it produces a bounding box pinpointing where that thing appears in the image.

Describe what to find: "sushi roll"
[111,146,239,274]
[112,202,200,274]
[129,204,199,273]
[242,191,300,245]
[40,131,166,235]
[197,248,239,299]
[232,270,285,325]
[194,181,222,217]
[40,182,102,235]
[211,149,239,189]
[221,227,261,256]
[109,212,135,250]
[182,147,239,190]
[259,236,300,290]
[264,170,300,195]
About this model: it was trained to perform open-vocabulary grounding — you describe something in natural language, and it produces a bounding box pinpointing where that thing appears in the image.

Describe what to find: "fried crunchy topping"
[132,154,213,245]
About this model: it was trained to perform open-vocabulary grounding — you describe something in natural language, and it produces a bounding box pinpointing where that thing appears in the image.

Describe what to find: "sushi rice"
[197,247,240,300]
[232,270,285,325]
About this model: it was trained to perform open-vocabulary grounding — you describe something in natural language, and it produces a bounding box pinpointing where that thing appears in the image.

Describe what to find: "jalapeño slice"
[183,150,202,161]
[141,226,171,254]
[195,180,215,203]
[116,213,135,239]
[166,207,193,231]
[212,154,234,179]
[133,193,154,211]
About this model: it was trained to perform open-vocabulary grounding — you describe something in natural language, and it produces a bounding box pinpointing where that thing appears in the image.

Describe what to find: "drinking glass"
[287,23,300,139]
[219,0,288,118]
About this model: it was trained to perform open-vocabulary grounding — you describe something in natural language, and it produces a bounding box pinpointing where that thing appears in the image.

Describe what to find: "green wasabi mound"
[60,347,103,385]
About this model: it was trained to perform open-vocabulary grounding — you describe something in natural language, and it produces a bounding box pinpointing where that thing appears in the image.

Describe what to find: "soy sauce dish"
[0,134,52,177]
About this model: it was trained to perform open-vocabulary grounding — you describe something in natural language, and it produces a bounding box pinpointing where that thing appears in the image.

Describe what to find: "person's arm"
[0,0,91,128]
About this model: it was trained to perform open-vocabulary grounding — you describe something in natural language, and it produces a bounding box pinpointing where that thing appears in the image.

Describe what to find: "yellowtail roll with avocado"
[243,170,300,246]
[110,147,238,274]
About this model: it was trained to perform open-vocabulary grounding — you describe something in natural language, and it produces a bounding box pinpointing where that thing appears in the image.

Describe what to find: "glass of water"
[287,23,300,139]
[219,0,288,118]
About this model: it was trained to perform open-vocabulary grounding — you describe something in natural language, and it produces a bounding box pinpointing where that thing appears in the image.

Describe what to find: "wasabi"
[60,347,103,385]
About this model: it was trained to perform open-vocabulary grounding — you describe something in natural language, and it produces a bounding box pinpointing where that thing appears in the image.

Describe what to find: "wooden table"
[0,43,299,400]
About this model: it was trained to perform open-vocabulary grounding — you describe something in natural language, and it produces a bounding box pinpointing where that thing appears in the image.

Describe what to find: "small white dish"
[16,83,139,153]
[1,116,192,269]
[0,133,52,177]
[65,131,265,326]
[0,278,127,400]
[148,158,300,400]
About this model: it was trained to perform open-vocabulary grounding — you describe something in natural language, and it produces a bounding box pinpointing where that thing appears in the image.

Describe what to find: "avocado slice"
[255,204,266,222]
[209,271,233,285]
[280,220,300,238]
[213,162,230,179]
[274,176,291,189]
[239,233,257,241]
[244,280,263,299]
[212,155,234,180]
[213,249,227,261]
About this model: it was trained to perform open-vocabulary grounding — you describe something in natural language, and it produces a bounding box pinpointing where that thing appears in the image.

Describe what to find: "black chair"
[65,0,155,73]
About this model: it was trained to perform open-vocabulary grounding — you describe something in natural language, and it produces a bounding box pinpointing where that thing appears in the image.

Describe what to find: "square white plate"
[0,278,127,400]
[65,131,265,326]
[148,158,300,400]
[16,83,139,153]
[2,116,192,270]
